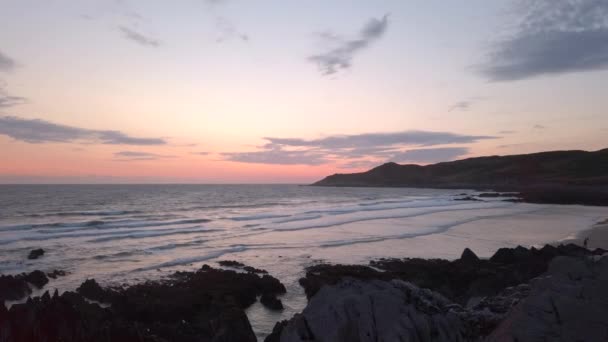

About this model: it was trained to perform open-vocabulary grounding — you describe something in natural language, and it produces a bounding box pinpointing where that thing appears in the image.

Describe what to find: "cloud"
[192,151,210,155]
[309,14,389,75]
[448,101,471,112]
[390,147,469,163]
[222,148,328,166]
[0,116,166,145]
[0,93,27,108]
[480,0,608,81]
[533,124,545,129]
[118,26,161,47]
[114,151,175,161]
[498,130,517,134]
[264,130,495,149]
[0,50,16,72]
[214,17,249,43]
[223,130,495,167]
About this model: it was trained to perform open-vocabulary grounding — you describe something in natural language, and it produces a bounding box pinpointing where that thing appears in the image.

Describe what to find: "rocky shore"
[2,244,607,341]
[266,244,608,341]
[0,264,286,341]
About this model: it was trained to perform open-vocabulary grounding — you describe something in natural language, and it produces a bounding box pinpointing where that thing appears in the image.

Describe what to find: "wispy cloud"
[480,0,608,81]
[0,50,16,72]
[533,124,546,129]
[0,89,27,108]
[192,151,210,155]
[214,17,249,43]
[114,151,175,161]
[309,14,389,75]
[498,130,517,134]
[223,130,495,167]
[118,26,161,47]
[0,116,166,145]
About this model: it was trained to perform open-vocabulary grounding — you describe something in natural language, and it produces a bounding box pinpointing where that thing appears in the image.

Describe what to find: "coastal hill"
[313,148,608,189]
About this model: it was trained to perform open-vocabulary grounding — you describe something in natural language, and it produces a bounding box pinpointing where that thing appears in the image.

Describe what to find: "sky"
[1,0,607,183]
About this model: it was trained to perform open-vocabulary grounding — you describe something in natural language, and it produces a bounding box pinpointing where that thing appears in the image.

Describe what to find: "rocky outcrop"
[218,260,268,274]
[272,279,469,342]
[0,270,49,302]
[270,252,608,342]
[27,248,45,260]
[487,256,608,341]
[299,244,604,304]
[1,264,286,342]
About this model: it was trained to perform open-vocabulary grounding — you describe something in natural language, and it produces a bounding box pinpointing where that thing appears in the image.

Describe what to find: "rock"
[487,256,608,341]
[454,196,480,201]
[459,247,480,265]
[218,260,268,274]
[270,279,470,342]
[260,294,284,311]
[303,245,601,305]
[47,269,67,279]
[243,265,267,274]
[1,265,284,341]
[77,278,111,302]
[0,270,52,302]
[219,260,245,267]
[22,270,48,289]
[27,248,45,260]
[0,274,31,302]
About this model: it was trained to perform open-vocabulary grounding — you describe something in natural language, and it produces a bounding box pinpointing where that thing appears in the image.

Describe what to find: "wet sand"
[567,219,608,250]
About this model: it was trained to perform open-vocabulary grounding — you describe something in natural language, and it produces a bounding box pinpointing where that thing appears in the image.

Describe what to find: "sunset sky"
[1,0,607,183]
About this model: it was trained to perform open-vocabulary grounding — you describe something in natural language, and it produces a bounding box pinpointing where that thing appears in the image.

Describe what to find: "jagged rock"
[302,244,602,306]
[218,260,245,267]
[47,269,68,279]
[0,270,52,302]
[1,264,284,341]
[269,279,470,342]
[0,274,31,302]
[77,278,111,302]
[487,256,608,341]
[459,248,480,265]
[260,294,284,311]
[22,270,48,289]
[27,248,45,260]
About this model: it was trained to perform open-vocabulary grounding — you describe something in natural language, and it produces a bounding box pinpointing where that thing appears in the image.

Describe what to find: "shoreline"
[562,220,608,250]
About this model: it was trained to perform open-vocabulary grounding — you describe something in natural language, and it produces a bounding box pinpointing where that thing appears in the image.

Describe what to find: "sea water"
[1,184,607,339]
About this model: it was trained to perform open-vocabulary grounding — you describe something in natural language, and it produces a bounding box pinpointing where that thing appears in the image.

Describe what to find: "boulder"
[27,248,45,260]
[459,248,480,265]
[260,294,284,311]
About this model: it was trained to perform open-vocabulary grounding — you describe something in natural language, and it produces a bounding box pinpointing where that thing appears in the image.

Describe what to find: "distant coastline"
[312,148,608,206]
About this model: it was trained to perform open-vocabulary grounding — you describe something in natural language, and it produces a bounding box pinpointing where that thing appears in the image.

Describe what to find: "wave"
[2,218,213,234]
[272,202,514,232]
[25,210,144,218]
[229,214,291,221]
[87,228,222,243]
[133,246,247,272]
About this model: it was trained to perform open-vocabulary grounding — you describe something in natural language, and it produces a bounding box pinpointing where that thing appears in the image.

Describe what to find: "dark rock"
[22,270,48,289]
[459,248,480,265]
[243,266,267,274]
[264,320,289,342]
[260,294,284,311]
[1,265,284,341]
[301,245,602,305]
[47,269,68,279]
[218,260,268,274]
[478,192,502,197]
[454,196,480,201]
[218,260,245,267]
[488,256,608,341]
[77,279,111,302]
[0,274,31,302]
[0,270,54,302]
[27,248,45,260]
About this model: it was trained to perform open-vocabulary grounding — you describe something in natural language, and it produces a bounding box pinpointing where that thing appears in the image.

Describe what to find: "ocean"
[1,184,607,339]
